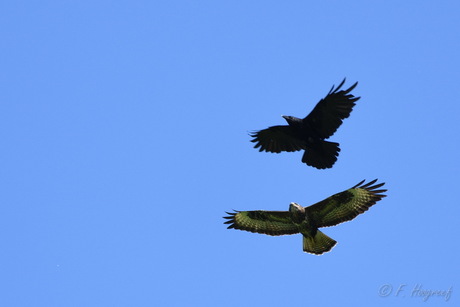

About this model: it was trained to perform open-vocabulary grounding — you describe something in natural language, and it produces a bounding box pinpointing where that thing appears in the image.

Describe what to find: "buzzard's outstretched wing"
[303,79,360,139]
[250,125,305,153]
[223,210,299,236]
[306,179,386,228]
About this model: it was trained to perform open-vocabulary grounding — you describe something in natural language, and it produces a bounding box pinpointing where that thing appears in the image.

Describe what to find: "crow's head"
[282,115,302,127]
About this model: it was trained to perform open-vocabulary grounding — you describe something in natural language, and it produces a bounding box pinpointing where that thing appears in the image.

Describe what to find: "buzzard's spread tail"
[302,230,337,255]
[302,141,340,169]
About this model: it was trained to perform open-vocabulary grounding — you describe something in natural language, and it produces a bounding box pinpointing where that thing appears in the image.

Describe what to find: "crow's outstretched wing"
[306,179,387,228]
[303,79,360,139]
[224,210,299,236]
[250,125,305,153]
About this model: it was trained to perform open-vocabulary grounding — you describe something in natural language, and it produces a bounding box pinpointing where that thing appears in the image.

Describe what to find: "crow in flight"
[250,79,360,169]
[224,179,386,255]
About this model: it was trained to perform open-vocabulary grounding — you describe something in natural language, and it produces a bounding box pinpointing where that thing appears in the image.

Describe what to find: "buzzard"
[223,179,386,255]
[250,79,360,169]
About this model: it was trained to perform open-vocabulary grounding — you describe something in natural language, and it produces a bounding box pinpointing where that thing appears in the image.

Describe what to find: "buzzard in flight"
[250,79,360,169]
[224,179,386,255]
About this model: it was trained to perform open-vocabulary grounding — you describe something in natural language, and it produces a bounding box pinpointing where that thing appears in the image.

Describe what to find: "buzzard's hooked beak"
[289,202,302,212]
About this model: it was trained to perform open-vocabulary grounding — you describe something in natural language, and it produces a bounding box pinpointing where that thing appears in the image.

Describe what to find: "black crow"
[250,79,360,169]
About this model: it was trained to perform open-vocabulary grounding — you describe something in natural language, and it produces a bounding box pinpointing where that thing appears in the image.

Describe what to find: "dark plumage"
[224,179,387,255]
[250,79,360,169]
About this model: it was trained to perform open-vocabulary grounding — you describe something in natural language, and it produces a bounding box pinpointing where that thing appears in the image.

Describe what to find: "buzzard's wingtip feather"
[352,179,366,189]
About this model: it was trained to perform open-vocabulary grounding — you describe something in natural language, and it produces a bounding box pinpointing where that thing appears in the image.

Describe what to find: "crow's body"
[250,79,360,169]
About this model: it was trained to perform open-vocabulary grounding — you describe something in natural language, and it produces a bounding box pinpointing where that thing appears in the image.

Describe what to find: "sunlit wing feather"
[223,210,299,236]
[306,179,387,227]
[250,125,306,153]
[303,78,360,139]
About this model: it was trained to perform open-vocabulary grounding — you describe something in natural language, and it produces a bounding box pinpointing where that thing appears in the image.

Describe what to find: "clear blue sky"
[1,1,459,306]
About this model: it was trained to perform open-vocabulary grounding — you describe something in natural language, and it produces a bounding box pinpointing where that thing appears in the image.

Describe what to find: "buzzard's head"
[289,202,306,223]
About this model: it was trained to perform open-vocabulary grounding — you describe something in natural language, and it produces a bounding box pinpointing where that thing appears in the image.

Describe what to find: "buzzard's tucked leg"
[302,141,340,169]
[302,230,337,255]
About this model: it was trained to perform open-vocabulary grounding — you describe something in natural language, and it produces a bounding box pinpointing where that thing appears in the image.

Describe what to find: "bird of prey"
[223,179,386,255]
[250,79,360,169]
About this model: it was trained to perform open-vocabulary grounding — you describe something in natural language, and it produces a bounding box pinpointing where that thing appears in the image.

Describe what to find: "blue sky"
[1,1,459,306]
